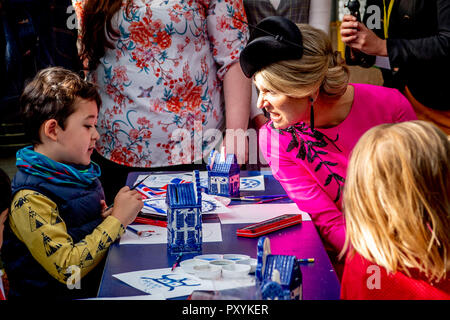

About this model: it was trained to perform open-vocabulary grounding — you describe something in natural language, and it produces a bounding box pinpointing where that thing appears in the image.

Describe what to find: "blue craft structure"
[256,237,302,300]
[166,171,202,254]
[207,149,240,197]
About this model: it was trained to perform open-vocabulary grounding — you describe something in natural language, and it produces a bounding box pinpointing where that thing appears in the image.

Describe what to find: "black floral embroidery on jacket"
[273,122,345,203]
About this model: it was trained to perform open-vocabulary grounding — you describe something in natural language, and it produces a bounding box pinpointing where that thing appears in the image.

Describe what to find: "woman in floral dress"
[72,0,251,202]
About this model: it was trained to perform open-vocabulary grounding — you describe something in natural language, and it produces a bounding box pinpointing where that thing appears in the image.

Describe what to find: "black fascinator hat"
[240,16,304,78]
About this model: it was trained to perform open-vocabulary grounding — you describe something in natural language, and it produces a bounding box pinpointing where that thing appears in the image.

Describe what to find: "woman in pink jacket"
[239,16,417,269]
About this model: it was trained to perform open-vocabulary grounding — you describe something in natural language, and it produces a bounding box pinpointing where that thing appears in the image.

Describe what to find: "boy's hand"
[111,186,143,226]
[100,200,113,219]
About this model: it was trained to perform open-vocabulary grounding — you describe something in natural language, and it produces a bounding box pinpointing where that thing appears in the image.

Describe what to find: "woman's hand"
[223,62,252,165]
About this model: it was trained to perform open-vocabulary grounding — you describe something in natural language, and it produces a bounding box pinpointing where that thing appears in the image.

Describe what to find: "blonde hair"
[254,24,349,99]
[342,121,450,282]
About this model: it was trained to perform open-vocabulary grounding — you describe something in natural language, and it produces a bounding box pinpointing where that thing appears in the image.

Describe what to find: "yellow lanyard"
[383,0,395,38]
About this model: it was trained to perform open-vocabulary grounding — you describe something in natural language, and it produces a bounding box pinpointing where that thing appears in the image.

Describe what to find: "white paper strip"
[120,222,223,245]
[219,203,311,225]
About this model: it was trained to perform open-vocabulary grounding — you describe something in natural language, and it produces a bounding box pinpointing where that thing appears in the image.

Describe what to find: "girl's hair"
[254,24,349,99]
[79,0,133,71]
[20,67,102,146]
[342,120,450,282]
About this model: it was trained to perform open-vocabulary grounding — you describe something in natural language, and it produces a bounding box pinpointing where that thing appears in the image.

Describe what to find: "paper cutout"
[120,223,223,245]
[113,268,255,299]
[239,176,265,191]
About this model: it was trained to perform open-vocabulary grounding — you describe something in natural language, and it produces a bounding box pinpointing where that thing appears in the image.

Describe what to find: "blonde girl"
[341,120,450,299]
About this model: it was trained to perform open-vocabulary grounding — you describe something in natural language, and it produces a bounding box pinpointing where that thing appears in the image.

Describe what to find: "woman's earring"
[310,97,315,131]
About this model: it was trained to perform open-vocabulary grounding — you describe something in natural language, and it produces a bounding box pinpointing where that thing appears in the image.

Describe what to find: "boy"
[1,67,143,299]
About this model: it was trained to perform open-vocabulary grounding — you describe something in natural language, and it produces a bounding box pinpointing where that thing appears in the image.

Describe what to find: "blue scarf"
[16,146,101,187]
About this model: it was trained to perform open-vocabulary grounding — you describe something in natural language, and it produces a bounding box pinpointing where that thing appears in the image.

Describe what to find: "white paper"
[219,203,311,224]
[141,197,167,216]
[113,268,255,299]
[120,223,223,245]
[136,172,265,192]
[239,175,265,191]
[135,172,206,189]
[140,192,232,216]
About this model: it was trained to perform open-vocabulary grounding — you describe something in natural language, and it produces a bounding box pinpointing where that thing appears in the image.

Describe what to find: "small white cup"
[194,254,223,261]
[222,263,251,279]
[236,258,257,273]
[223,254,250,261]
[209,259,235,268]
[179,259,208,274]
[193,264,221,280]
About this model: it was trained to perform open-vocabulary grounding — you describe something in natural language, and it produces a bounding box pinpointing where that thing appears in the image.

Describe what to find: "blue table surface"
[97,171,341,300]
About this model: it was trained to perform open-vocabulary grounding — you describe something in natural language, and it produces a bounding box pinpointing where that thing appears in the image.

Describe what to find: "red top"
[341,252,450,300]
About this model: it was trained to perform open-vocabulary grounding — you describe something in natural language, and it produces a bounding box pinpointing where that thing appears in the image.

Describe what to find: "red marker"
[127,226,155,237]
[171,253,183,271]
[255,196,288,204]
[134,216,167,227]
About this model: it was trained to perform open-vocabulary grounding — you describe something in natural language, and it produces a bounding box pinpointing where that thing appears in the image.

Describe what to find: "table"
[97,171,341,300]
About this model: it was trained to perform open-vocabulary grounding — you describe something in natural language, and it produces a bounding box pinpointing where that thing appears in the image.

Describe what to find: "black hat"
[240,16,304,78]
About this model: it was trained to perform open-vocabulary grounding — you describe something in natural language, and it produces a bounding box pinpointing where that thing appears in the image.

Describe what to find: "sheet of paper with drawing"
[134,172,206,191]
[120,223,223,245]
[135,172,233,216]
[135,172,265,195]
[134,172,266,216]
[239,175,265,191]
[139,192,232,216]
[112,268,255,299]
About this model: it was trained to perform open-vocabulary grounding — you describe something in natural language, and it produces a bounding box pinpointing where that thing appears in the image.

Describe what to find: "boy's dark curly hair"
[20,67,102,146]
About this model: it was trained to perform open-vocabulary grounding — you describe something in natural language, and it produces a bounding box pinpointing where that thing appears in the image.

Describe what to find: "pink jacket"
[259,83,417,253]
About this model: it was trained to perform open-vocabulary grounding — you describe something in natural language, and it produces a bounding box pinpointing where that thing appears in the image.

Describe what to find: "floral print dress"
[72,0,249,167]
